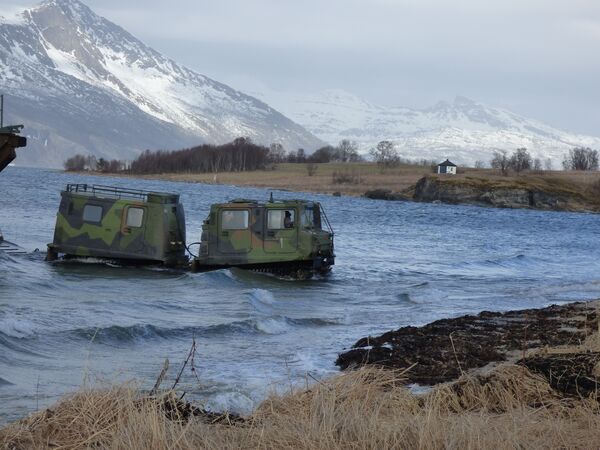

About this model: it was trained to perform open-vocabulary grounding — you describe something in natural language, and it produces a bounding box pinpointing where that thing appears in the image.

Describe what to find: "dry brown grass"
[3,364,600,450]
[85,162,433,197]
[86,163,600,206]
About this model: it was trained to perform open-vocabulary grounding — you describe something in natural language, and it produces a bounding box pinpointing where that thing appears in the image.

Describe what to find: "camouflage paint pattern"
[193,199,335,272]
[47,185,187,267]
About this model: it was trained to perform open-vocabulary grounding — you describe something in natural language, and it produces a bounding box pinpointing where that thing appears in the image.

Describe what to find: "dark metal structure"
[0,95,27,174]
[0,94,28,254]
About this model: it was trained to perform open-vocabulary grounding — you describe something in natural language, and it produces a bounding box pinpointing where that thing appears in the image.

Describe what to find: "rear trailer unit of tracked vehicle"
[191,198,335,276]
[47,184,187,267]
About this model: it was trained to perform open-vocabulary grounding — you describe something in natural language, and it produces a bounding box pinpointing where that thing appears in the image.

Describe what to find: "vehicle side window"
[268,209,295,229]
[221,210,249,230]
[126,207,144,228]
[82,205,103,223]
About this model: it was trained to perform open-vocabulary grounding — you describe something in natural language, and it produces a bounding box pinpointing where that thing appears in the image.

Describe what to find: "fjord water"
[2,167,600,423]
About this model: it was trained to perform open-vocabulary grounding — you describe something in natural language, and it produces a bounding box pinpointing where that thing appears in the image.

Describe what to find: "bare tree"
[296,148,306,163]
[369,140,400,172]
[490,150,510,175]
[508,148,532,173]
[309,146,336,163]
[474,160,485,169]
[337,139,359,162]
[544,158,553,171]
[533,158,542,171]
[268,143,287,163]
[306,162,318,176]
[64,154,87,171]
[562,147,599,171]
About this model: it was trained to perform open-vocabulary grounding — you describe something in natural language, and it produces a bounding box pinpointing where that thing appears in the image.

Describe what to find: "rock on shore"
[413,176,584,210]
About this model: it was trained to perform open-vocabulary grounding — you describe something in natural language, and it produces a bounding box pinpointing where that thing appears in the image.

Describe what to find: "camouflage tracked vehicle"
[191,197,335,277]
[46,184,187,267]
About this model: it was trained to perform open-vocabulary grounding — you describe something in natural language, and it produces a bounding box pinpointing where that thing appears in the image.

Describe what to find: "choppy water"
[2,167,600,424]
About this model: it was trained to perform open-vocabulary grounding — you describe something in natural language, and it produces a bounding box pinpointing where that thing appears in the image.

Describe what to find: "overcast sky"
[9,0,600,135]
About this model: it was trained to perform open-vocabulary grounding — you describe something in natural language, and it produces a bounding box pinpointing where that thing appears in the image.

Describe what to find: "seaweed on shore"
[336,301,600,386]
[518,352,600,398]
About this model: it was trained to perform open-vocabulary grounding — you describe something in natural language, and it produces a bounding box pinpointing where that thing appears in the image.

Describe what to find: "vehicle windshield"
[301,205,322,229]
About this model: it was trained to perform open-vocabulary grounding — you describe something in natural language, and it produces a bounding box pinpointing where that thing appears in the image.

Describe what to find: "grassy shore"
[90,162,431,197]
[86,163,600,207]
[3,365,600,449]
[4,300,600,449]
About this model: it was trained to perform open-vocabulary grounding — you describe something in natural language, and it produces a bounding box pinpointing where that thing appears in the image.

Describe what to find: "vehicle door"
[217,208,252,254]
[264,208,298,254]
[120,204,147,254]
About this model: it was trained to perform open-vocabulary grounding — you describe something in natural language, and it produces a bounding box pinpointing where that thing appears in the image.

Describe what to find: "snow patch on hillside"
[253,88,600,165]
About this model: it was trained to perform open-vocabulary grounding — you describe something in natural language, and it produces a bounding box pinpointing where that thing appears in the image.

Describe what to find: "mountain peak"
[28,0,102,31]
[31,0,90,16]
[0,0,323,167]
[453,96,478,107]
[37,0,88,10]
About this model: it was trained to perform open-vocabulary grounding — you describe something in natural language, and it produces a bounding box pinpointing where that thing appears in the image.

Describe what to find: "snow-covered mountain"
[256,89,600,166]
[0,0,323,167]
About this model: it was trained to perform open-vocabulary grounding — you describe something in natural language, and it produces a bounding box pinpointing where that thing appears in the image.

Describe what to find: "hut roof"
[438,159,457,167]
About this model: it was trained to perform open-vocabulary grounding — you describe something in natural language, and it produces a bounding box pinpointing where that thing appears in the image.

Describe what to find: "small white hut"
[437,159,457,175]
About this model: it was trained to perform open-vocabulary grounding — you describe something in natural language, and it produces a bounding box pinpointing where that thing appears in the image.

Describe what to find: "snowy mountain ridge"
[256,88,600,166]
[0,0,323,167]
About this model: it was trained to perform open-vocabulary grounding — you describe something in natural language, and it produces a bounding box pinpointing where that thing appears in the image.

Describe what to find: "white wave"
[290,350,325,372]
[248,288,277,314]
[0,315,38,338]
[254,317,289,335]
[205,391,255,415]
[66,257,119,266]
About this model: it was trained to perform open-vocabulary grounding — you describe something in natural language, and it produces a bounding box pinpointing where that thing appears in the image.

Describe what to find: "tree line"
[64,136,600,176]
[64,138,370,174]
[489,147,599,175]
[270,139,364,164]
[65,138,272,174]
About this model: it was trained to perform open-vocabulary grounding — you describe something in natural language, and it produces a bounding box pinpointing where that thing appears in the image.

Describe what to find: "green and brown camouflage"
[191,198,335,276]
[47,184,187,267]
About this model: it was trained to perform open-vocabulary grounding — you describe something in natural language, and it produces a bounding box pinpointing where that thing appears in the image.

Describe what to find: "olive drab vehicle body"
[47,184,187,267]
[191,198,335,276]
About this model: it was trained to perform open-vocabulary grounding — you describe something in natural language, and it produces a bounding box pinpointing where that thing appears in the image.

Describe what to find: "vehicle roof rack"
[65,184,177,202]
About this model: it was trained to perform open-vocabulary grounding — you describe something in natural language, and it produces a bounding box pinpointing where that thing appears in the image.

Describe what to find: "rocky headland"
[365,174,600,212]
[412,175,600,212]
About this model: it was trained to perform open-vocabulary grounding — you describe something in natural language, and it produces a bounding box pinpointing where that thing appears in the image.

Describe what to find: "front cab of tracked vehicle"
[191,198,335,275]
[47,184,187,267]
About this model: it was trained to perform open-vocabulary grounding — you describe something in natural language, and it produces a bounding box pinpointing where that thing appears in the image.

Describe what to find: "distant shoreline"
[70,162,600,213]
[72,162,426,199]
